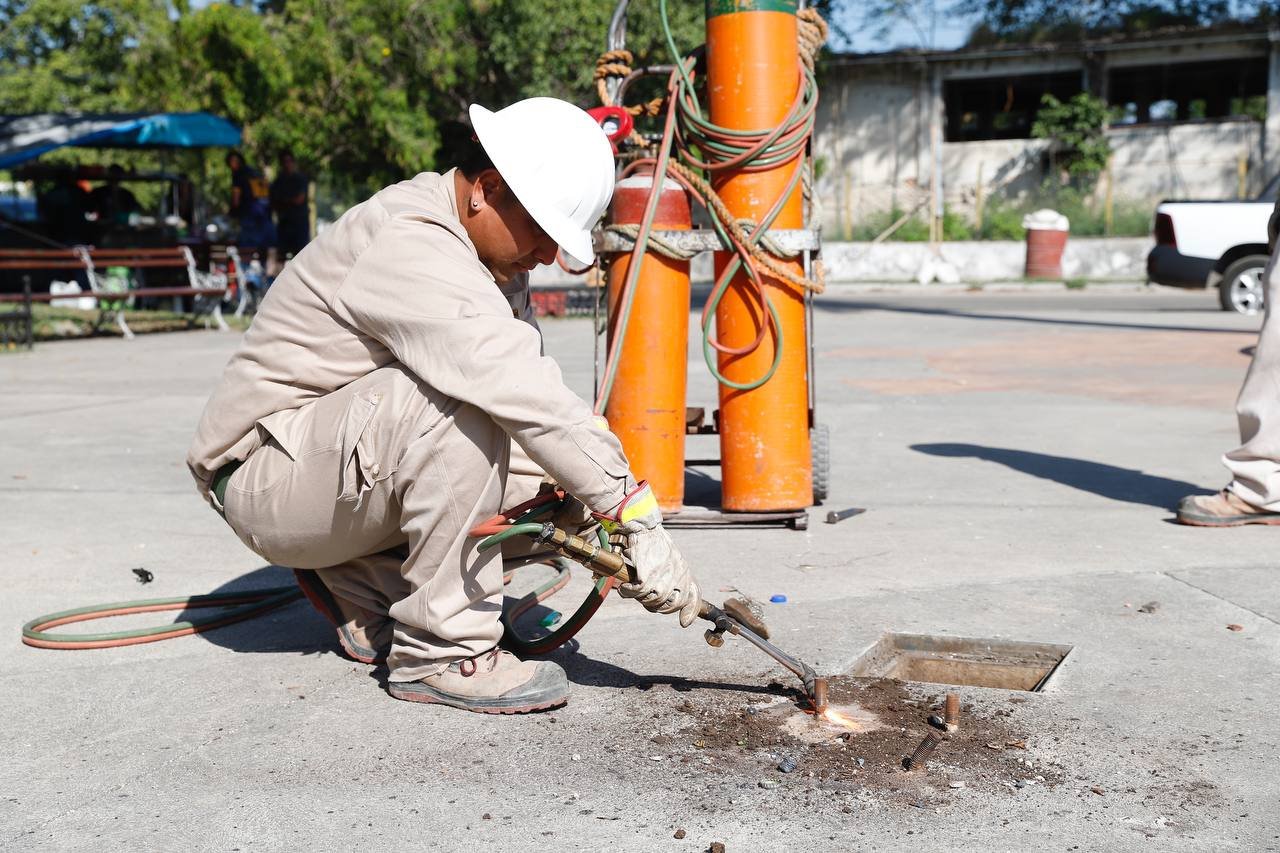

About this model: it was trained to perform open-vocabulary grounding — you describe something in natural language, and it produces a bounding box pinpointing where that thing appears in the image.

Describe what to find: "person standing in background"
[226,151,276,257]
[270,151,311,260]
[1177,196,1280,526]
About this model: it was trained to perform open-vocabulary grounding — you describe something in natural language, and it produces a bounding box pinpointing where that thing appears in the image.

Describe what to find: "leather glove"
[537,477,593,532]
[598,482,701,627]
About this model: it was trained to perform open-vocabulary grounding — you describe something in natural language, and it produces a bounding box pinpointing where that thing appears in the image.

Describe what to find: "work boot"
[292,570,393,664]
[387,648,569,714]
[1175,489,1280,527]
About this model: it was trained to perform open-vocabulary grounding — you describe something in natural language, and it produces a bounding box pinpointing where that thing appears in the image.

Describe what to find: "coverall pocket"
[339,390,394,507]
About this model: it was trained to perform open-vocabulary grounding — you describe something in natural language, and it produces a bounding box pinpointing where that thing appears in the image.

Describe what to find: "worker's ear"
[468,169,505,213]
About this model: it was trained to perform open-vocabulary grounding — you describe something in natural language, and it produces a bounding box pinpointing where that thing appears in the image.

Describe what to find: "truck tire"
[811,423,829,504]
[1219,255,1269,315]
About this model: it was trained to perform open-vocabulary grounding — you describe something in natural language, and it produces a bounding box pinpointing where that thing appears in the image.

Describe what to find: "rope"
[603,223,697,261]
[594,49,635,107]
[666,160,821,293]
[606,214,805,263]
[797,7,829,72]
[594,47,668,150]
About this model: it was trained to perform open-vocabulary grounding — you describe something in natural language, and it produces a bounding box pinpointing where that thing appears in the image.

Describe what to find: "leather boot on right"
[1175,488,1280,527]
[387,648,568,714]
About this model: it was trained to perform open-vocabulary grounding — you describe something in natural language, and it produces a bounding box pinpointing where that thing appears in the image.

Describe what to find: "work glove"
[537,477,594,533]
[597,482,701,628]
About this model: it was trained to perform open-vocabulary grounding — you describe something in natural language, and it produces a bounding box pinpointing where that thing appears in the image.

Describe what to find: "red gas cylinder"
[604,173,693,513]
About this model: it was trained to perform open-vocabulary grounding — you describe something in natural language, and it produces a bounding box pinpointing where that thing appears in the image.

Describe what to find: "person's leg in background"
[1179,249,1280,526]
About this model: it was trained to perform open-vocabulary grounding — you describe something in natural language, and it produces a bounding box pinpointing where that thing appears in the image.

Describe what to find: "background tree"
[0,0,711,213]
[1031,92,1112,184]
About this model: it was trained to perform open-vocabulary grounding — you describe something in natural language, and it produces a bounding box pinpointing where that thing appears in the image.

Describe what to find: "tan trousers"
[222,364,541,681]
[1225,249,1280,509]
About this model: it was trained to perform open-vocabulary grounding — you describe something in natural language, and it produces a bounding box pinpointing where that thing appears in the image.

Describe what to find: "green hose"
[476,499,617,657]
[22,586,303,650]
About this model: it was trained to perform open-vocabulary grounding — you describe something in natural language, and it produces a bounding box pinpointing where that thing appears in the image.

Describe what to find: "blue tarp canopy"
[0,112,242,169]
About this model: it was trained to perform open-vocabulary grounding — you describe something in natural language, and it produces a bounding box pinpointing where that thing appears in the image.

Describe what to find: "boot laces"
[458,647,503,677]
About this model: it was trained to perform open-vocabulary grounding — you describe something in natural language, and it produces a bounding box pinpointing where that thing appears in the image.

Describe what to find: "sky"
[828,4,979,53]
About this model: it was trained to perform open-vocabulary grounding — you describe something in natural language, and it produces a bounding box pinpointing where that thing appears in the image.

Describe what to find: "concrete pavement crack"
[0,396,147,422]
[1161,571,1279,626]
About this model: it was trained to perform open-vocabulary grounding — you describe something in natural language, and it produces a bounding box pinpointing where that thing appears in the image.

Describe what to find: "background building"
[814,24,1280,239]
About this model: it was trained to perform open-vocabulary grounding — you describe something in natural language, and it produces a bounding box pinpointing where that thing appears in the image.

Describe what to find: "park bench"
[0,246,229,340]
[0,276,33,350]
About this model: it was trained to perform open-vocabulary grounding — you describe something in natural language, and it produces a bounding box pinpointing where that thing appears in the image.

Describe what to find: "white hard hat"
[469,98,615,267]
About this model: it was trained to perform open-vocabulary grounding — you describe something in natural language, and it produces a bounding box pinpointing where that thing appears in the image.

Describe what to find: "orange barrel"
[605,173,693,513]
[706,0,812,511]
[1022,209,1070,279]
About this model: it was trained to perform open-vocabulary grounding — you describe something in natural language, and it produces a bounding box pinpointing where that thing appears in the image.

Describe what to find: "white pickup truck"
[1146,175,1279,314]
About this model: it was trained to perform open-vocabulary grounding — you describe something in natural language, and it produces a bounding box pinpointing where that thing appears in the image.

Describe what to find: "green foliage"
[0,0,705,212]
[852,190,1151,243]
[955,0,1256,43]
[976,200,1026,240]
[850,207,973,241]
[26,304,252,340]
[1032,93,1112,181]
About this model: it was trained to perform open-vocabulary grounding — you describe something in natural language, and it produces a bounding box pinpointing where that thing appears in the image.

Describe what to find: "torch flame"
[820,707,860,730]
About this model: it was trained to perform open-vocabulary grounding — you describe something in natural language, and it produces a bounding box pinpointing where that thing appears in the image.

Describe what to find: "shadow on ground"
[185,564,334,656]
[912,443,1202,508]
[187,566,772,701]
[816,298,1256,336]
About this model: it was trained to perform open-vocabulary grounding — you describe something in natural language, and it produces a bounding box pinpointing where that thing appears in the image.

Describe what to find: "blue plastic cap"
[769,594,787,604]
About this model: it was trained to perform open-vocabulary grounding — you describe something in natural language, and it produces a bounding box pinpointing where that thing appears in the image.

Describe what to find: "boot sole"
[386,681,568,714]
[1176,511,1280,527]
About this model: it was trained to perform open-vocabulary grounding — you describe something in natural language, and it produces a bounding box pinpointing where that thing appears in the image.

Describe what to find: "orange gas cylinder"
[706,0,812,511]
[605,173,693,513]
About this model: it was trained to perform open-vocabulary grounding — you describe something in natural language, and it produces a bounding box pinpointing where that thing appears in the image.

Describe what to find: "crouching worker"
[187,98,701,713]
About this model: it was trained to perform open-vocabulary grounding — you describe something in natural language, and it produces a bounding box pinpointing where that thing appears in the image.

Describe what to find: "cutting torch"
[519,521,829,713]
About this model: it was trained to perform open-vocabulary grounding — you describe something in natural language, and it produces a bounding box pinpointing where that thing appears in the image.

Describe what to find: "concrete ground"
[2,287,1278,851]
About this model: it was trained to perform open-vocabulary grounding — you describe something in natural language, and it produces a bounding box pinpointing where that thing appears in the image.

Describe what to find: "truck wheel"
[1219,255,1269,315]
[811,423,829,504]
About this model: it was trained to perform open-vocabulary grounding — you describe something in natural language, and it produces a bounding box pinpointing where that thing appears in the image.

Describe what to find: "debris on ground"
[824,507,866,524]
[769,595,787,604]
[673,828,686,839]
[709,843,726,853]
[673,677,1061,806]
[1226,624,1244,632]
[1137,601,1160,614]
[131,567,154,584]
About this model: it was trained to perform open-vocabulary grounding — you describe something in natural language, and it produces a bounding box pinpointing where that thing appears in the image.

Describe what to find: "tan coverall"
[1225,198,1280,509]
[188,170,632,681]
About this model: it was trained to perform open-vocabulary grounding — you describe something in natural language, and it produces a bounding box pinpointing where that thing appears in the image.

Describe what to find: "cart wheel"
[811,423,830,504]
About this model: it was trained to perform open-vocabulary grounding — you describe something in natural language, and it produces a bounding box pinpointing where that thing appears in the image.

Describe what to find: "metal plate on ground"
[850,632,1073,692]
[663,506,809,529]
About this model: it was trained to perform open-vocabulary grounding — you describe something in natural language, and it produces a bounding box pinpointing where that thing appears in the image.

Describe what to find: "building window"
[944,72,1084,142]
[1107,58,1267,125]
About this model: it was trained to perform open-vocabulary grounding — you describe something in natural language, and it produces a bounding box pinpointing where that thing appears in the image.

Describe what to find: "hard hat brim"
[469,104,597,268]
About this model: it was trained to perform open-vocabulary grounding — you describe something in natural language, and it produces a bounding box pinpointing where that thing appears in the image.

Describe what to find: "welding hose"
[469,491,618,656]
[21,586,303,650]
